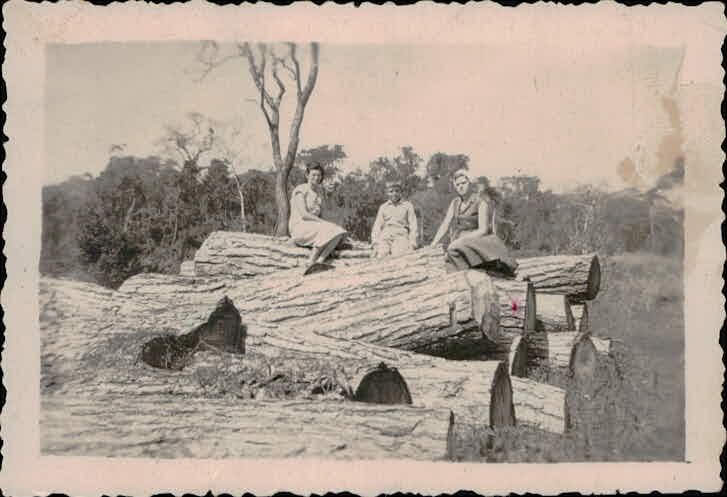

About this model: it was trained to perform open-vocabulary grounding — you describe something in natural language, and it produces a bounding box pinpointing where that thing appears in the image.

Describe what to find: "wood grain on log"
[194,231,373,277]
[510,377,568,434]
[41,395,455,460]
[526,331,599,382]
[535,294,573,331]
[119,251,528,359]
[41,278,515,430]
[515,253,601,301]
[179,260,195,276]
[192,232,600,301]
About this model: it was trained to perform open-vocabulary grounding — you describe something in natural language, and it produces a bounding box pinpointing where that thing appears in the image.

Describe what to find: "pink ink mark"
[512,300,518,312]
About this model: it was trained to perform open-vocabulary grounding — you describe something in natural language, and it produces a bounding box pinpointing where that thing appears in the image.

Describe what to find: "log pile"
[41,277,516,432]
[191,232,602,301]
[41,231,611,459]
[119,248,532,359]
[42,395,455,460]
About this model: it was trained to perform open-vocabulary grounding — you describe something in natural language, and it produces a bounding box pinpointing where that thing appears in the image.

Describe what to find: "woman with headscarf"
[429,169,517,276]
[289,162,348,275]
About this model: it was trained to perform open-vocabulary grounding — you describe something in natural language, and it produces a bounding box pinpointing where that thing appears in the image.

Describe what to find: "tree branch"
[271,56,287,105]
[241,43,277,113]
[288,42,302,95]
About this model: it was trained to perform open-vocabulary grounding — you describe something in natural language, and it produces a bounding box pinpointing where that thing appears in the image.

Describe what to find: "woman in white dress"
[289,162,348,274]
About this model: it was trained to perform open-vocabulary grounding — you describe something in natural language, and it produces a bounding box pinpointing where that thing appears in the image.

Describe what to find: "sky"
[44,35,722,192]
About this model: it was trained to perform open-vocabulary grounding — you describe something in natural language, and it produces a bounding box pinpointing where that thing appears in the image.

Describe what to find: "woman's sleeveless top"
[450,195,492,241]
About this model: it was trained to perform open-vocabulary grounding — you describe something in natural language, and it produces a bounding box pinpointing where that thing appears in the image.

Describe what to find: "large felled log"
[41,395,455,460]
[515,253,601,301]
[192,232,600,301]
[41,277,515,430]
[119,249,529,358]
[491,279,536,334]
[121,246,445,326]
[510,377,568,434]
[194,231,373,277]
[535,294,574,331]
[526,331,601,382]
[290,269,497,357]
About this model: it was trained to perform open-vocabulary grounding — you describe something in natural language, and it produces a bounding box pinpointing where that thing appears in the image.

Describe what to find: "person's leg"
[390,236,412,257]
[374,239,392,258]
[303,245,325,272]
[446,238,470,271]
[318,233,346,263]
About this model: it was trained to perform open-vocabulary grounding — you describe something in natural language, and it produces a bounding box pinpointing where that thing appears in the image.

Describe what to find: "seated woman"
[429,169,517,276]
[289,162,348,275]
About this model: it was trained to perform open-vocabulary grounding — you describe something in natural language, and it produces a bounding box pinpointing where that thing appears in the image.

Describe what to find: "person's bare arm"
[291,190,320,222]
[430,201,454,246]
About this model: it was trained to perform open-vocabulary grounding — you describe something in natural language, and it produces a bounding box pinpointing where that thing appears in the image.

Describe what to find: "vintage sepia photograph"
[2,2,725,495]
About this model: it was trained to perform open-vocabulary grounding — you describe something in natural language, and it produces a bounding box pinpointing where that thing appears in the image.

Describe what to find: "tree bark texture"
[120,248,528,358]
[194,231,374,277]
[41,395,454,460]
[179,260,196,276]
[535,294,574,331]
[510,377,568,434]
[526,331,602,382]
[192,233,600,302]
[514,253,601,301]
[41,278,516,430]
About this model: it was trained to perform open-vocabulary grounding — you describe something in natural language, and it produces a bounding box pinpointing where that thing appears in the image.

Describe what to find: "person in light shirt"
[370,181,419,258]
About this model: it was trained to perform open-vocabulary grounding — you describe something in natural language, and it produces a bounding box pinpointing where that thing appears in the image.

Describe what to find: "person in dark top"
[429,169,517,276]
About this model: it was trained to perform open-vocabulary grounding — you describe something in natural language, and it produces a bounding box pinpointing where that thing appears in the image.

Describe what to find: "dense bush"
[41,143,683,288]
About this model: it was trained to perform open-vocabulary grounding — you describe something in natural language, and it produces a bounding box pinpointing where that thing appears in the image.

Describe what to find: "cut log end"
[490,361,516,428]
[524,281,536,331]
[579,302,590,332]
[569,334,599,384]
[508,335,529,378]
[586,256,601,301]
[354,363,413,404]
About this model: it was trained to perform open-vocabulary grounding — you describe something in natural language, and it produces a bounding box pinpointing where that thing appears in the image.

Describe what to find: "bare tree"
[199,42,320,236]
[156,113,218,243]
[157,112,216,169]
[214,122,252,231]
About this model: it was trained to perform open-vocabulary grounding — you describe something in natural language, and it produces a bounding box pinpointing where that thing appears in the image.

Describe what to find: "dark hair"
[305,162,325,179]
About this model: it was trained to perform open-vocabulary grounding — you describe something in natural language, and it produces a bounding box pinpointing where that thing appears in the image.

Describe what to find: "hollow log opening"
[489,361,516,427]
[140,333,198,370]
[353,363,413,404]
[139,295,245,370]
[196,296,246,354]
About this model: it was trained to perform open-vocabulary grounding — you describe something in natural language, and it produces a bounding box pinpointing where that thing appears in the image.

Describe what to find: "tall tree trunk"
[122,196,136,233]
[231,174,246,231]
[274,163,292,236]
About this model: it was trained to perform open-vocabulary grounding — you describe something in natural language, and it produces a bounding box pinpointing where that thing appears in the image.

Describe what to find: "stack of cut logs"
[40,230,607,460]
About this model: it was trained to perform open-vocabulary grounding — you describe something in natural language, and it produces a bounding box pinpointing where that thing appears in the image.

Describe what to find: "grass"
[453,252,685,462]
